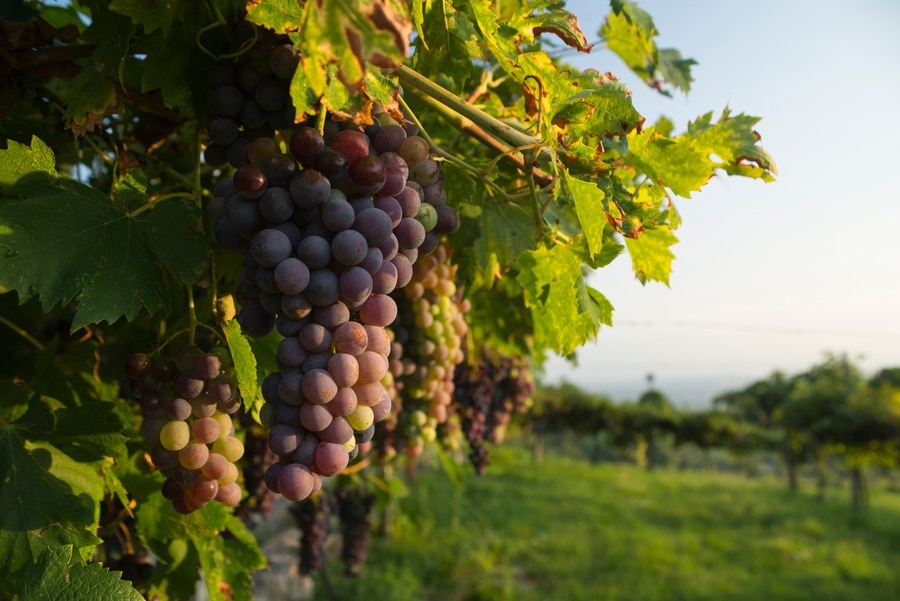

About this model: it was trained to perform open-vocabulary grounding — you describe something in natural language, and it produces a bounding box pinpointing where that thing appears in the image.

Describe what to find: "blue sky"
[541,1,900,401]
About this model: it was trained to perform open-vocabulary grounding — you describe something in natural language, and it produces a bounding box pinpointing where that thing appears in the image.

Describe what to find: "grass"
[311,444,900,601]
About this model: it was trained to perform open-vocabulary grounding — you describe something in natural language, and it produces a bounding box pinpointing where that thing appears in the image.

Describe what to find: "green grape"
[160,420,191,451]
[212,435,245,462]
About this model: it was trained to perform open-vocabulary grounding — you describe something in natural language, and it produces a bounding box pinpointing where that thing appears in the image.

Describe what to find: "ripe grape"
[126,346,245,513]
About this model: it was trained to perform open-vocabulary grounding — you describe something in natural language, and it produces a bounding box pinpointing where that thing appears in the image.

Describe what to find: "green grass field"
[315,445,900,601]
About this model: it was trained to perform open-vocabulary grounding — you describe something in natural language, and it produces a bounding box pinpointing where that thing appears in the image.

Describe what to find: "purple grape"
[318,416,353,445]
[395,185,421,218]
[268,424,302,456]
[256,187,293,224]
[322,195,356,232]
[371,260,398,295]
[331,129,369,165]
[299,322,332,353]
[373,196,403,227]
[305,269,340,306]
[251,228,293,267]
[290,126,325,168]
[277,336,309,367]
[327,353,359,388]
[233,165,268,200]
[352,207,393,247]
[262,153,298,189]
[277,463,315,501]
[392,253,413,288]
[289,169,331,209]
[359,247,383,274]
[373,124,407,153]
[348,155,386,195]
[328,387,358,417]
[359,294,397,327]
[296,235,332,270]
[274,257,310,295]
[312,301,351,330]
[314,149,348,183]
[279,372,305,405]
[394,217,426,250]
[379,234,399,261]
[331,229,368,266]
[299,402,333,431]
[281,293,313,320]
[338,266,373,308]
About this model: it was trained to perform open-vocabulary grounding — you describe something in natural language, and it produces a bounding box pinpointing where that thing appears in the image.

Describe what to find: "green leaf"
[136,492,230,547]
[48,403,130,462]
[223,320,263,424]
[412,0,483,89]
[600,0,696,95]
[516,244,612,355]
[196,516,266,601]
[563,170,606,259]
[624,226,678,285]
[17,545,143,601]
[459,199,537,290]
[624,126,713,197]
[0,136,55,185]
[109,0,181,38]
[657,48,696,94]
[245,0,304,34]
[0,403,102,592]
[687,108,778,181]
[80,8,134,83]
[290,0,409,100]
[0,137,208,329]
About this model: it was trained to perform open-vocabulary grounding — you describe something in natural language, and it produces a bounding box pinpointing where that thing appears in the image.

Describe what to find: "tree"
[780,354,900,510]
[715,371,797,489]
[0,0,775,598]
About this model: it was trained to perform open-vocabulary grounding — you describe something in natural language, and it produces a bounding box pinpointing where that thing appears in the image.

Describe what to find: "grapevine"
[0,1,775,599]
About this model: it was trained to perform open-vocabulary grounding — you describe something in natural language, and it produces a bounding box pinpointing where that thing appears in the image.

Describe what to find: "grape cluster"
[234,427,279,522]
[207,116,459,500]
[452,348,535,475]
[125,347,244,513]
[386,243,469,458]
[203,26,298,169]
[289,496,330,576]
[336,486,376,578]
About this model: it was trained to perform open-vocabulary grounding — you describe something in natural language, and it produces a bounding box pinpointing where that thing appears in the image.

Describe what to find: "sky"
[540,1,900,406]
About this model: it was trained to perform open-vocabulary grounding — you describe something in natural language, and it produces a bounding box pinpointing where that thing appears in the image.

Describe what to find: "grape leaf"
[563,170,606,259]
[600,0,696,96]
[411,0,483,90]
[223,319,263,423]
[0,401,103,592]
[624,125,713,197]
[687,108,778,181]
[136,492,229,547]
[517,244,612,355]
[44,403,129,462]
[458,199,536,290]
[245,0,303,34]
[16,545,143,601]
[109,0,182,38]
[288,0,409,97]
[624,225,678,285]
[196,516,266,601]
[0,137,208,330]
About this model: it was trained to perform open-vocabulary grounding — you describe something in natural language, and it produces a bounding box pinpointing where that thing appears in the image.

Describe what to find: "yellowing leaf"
[624,226,678,285]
